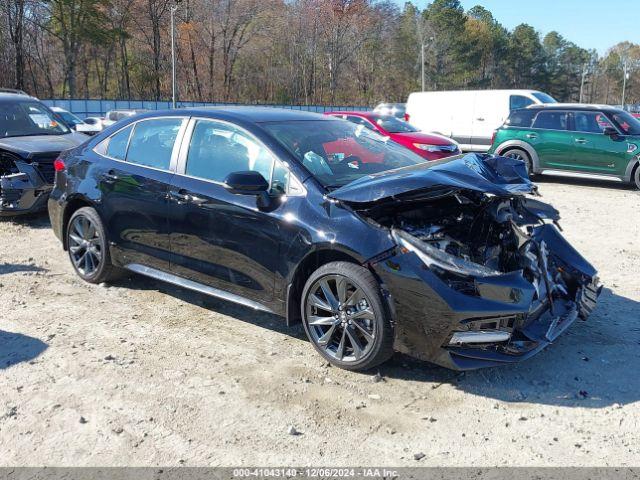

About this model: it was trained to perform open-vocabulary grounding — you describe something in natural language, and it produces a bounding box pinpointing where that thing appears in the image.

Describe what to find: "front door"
[94,117,186,271]
[167,118,288,304]
[570,111,628,174]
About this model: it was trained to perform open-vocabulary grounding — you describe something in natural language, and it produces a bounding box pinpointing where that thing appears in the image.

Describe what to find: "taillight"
[490,130,497,146]
[53,158,65,172]
[404,113,410,122]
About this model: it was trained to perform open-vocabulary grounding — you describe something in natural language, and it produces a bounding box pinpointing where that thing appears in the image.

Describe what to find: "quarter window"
[126,118,183,170]
[532,111,568,130]
[104,124,133,160]
[185,119,277,187]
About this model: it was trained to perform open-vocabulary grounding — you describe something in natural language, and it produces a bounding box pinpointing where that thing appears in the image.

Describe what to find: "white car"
[50,106,102,135]
[102,109,148,128]
[405,89,557,152]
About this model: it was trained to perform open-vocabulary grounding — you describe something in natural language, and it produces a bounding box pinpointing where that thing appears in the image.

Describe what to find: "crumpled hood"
[0,132,87,159]
[328,153,535,204]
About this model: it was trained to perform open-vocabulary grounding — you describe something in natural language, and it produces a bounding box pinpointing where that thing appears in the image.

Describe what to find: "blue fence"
[41,98,371,119]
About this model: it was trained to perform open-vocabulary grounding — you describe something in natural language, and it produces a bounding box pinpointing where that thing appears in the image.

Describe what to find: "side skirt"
[539,169,625,183]
[125,263,276,314]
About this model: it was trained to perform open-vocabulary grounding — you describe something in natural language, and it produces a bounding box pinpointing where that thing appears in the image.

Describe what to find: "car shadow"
[0,263,48,275]
[114,273,639,408]
[535,175,636,191]
[0,211,51,229]
[111,274,306,340]
[377,287,640,408]
[0,330,48,369]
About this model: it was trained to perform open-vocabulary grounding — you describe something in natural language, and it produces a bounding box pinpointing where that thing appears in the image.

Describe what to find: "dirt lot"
[0,177,639,467]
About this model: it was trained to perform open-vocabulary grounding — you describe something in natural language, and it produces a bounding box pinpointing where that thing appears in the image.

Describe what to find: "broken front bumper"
[373,224,601,370]
[0,161,53,216]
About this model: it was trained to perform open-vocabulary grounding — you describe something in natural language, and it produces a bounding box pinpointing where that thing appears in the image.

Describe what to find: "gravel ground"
[0,177,639,467]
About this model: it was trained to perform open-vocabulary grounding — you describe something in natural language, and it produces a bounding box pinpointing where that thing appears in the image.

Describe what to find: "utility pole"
[421,44,425,92]
[579,63,588,103]
[621,61,629,110]
[170,0,182,109]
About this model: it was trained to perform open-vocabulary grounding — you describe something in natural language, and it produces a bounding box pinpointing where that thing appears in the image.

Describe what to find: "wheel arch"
[494,140,541,173]
[61,195,98,251]
[285,248,363,326]
[623,155,640,182]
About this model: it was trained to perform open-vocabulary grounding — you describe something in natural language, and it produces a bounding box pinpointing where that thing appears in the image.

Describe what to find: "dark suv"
[0,92,87,216]
[48,108,600,371]
[489,104,640,189]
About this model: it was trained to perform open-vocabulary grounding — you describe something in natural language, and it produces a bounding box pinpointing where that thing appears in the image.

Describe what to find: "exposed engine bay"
[360,188,591,317]
[0,150,54,214]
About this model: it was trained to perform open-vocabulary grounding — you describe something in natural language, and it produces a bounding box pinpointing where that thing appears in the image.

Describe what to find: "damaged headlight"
[391,229,500,278]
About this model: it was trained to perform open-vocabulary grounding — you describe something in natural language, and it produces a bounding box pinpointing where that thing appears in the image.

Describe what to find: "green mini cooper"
[489,104,640,189]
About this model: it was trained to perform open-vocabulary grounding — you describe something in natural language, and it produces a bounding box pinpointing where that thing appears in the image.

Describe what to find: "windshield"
[532,92,557,104]
[610,111,640,135]
[56,110,83,126]
[0,101,71,138]
[262,120,427,188]
[374,115,418,133]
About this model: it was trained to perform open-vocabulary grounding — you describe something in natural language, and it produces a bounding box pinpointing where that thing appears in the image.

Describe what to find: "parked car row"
[0,88,608,372]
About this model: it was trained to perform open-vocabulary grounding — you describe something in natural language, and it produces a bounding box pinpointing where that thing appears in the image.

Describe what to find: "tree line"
[1,0,639,106]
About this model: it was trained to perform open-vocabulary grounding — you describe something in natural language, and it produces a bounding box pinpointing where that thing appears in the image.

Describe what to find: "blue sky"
[408,0,637,55]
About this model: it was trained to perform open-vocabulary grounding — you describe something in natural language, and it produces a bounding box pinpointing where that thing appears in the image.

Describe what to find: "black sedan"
[48,108,601,371]
[0,92,87,216]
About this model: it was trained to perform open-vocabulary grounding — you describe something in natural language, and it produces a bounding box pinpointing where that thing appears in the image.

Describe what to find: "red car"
[324,111,460,160]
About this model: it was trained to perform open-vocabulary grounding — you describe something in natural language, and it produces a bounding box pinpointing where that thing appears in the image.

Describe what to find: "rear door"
[528,110,573,169]
[93,117,187,271]
[167,118,288,305]
[471,92,507,150]
[570,111,627,173]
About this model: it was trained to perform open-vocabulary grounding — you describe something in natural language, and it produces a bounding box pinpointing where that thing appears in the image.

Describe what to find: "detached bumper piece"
[0,160,53,216]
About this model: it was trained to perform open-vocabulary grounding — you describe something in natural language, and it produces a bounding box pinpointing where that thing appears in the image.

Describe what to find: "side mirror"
[224,171,269,195]
[603,127,619,138]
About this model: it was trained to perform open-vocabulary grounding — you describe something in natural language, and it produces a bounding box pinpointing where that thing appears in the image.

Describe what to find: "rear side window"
[505,110,536,128]
[532,111,568,130]
[510,95,535,111]
[126,118,183,170]
[104,125,133,160]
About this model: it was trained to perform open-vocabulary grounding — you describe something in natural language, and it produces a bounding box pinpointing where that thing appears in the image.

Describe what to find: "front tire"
[502,148,535,178]
[66,207,120,284]
[301,262,394,371]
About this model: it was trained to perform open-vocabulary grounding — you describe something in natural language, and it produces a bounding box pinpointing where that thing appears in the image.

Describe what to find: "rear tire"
[66,207,121,284]
[301,262,394,371]
[502,148,535,178]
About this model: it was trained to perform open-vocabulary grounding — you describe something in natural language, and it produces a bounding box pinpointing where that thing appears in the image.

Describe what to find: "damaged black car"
[48,108,600,371]
[0,92,87,216]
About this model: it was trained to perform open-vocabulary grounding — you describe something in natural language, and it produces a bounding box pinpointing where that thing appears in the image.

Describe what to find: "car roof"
[525,103,623,113]
[170,106,336,123]
[0,92,39,102]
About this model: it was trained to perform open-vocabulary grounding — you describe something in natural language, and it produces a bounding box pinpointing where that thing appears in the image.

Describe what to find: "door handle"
[476,117,485,121]
[102,170,119,183]
[525,133,538,139]
[575,138,588,144]
[168,189,208,205]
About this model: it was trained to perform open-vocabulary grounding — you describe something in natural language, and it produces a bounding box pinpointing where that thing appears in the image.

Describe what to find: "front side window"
[126,118,182,170]
[510,95,535,111]
[532,92,557,104]
[262,120,426,189]
[0,101,71,138]
[573,111,613,134]
[185,120,276,186]
[532,111,568,130]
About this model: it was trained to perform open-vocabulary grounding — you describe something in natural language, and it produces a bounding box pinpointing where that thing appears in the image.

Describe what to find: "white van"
[405,89,557,152]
